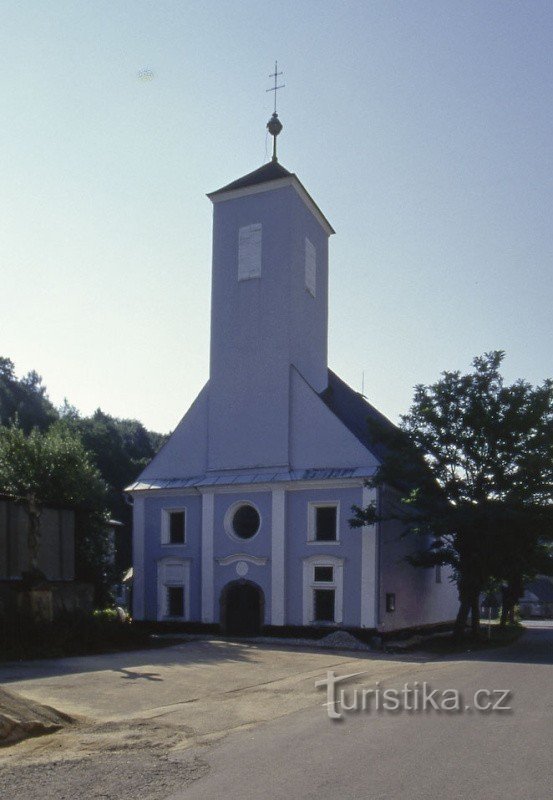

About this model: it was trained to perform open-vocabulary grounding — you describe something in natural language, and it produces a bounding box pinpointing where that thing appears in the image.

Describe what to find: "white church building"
[127,113,458,636]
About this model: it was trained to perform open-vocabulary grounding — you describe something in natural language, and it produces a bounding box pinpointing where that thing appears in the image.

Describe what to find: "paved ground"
[0,639,425,741]
[0,624,551,799]
[173,623,553,800]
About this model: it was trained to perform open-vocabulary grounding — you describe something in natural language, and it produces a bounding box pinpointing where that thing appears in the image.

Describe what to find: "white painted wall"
[377,488,459,631]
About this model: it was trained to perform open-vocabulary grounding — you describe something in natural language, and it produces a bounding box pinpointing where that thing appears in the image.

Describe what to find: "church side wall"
[377,488,459,632]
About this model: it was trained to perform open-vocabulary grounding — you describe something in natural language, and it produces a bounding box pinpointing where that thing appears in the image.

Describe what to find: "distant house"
[519,577,553,619]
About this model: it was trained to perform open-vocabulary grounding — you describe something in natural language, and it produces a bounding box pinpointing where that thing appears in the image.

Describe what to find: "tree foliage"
[0,422,109,581]
[0,422,107,509]
[0,357,167,573]
[0,358,57,433]
[59,410,166,568]
[350,352,553,640]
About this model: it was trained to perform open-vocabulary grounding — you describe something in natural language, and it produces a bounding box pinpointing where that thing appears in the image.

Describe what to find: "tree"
[350,352,553,640]
[0,357,58,433]
[59,410,167,570]
[0,356,167,575]
[0,422,108,580]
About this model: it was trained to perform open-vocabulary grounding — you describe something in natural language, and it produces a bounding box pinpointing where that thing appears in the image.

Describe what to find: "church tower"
[206,111,335,472]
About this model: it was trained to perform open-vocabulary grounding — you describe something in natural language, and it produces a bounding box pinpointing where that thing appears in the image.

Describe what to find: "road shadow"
[0,638,268,684]
[425,623,553,666]
[0,635,429,685]
[119,668,163,681]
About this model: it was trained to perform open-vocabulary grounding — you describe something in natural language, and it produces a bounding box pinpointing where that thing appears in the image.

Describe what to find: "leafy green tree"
[0,422,108,580]
[350,352,553,640]
[60,410,167,569]
[1,356,167,576]
[61,410,166,572]
[0,357,58,432]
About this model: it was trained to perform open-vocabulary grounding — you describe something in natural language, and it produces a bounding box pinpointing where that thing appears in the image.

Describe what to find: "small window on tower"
[305,237,316,296]
[238,223,262,280]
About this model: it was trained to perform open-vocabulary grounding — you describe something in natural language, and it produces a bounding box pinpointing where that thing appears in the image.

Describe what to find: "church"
[126,109,458,636]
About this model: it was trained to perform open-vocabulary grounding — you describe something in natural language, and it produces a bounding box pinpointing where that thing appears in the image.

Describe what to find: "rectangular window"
[386,593,396,613]
[314,566,334,583]
[169,511,185,544]
[238,223,262,280]
[167,586,184,617]
[305,237,316,296]
[315,506,337,541]
[314,589,335,622]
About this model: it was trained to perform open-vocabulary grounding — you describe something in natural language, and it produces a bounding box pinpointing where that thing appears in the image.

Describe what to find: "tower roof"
[208,160,292,196]
[207,161,335,235]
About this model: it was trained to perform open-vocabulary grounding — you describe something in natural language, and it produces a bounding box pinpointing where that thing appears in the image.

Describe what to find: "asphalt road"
[172,623,553,800]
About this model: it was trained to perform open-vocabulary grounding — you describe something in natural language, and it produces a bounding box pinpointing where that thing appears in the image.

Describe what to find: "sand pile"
[0,687,72,746]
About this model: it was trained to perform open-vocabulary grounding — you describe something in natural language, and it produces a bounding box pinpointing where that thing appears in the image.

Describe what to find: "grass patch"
[420,623,524,655]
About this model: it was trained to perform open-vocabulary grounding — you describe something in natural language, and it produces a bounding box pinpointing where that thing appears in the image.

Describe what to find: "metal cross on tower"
[266,61,285,113]
[266,62,285,162]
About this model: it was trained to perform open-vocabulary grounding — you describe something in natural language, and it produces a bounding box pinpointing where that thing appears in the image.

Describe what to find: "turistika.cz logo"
[315,671,512,720]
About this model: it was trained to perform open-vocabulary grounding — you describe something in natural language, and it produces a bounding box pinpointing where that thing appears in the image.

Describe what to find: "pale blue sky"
[1,1,552,433]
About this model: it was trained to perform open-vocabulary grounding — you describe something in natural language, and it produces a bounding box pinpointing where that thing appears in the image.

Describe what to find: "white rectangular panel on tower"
[238,223,262,280]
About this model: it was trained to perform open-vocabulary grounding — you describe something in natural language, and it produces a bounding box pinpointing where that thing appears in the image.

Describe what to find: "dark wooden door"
[224,582,262,636]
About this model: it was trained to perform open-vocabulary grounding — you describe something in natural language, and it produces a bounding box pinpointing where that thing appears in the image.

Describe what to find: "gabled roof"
[319,370,400,464]
[208,161,292,196]
[125,370,405,493]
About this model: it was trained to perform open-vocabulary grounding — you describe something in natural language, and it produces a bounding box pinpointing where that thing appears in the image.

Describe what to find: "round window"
[231,504,260,540]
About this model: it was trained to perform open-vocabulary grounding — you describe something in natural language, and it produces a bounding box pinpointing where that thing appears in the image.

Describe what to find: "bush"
[0,609,151,661]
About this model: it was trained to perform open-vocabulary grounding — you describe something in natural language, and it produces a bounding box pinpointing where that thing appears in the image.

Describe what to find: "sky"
[1,1,552,433]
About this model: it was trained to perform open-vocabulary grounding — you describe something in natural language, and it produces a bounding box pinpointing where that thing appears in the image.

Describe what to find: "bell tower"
[206,85,334,472]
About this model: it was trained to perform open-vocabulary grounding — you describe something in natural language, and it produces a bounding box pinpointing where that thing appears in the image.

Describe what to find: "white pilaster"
[271,489,286,625]
[201,492,215,622]
[132,495,146,620]
[360,485,378,628]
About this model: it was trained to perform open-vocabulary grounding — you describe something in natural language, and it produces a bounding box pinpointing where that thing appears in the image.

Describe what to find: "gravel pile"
[245,630,372,652]
[319,630,371,650]
[153,630,374,651]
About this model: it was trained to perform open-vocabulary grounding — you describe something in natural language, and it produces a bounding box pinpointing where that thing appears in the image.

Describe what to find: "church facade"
[127,145,458,635]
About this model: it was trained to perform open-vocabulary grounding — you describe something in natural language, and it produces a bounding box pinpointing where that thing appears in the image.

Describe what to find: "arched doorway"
[220,580,264,636]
